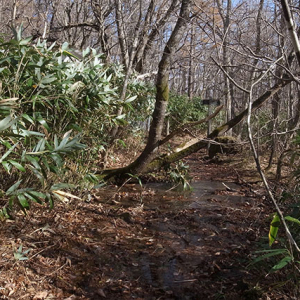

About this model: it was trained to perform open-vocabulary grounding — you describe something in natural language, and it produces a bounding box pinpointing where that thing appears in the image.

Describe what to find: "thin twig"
[246,60,300,254]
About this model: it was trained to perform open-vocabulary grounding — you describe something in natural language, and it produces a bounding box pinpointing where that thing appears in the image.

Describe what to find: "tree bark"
[102,0,191,180]
[143,77,292,173]
[134,0,180,73]
[216,0,233,135]
[101,75,292,180]
[188,21,195,100]
[280,0,300,66]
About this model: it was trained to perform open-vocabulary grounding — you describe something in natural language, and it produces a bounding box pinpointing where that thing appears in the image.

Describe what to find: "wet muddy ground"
[0,152,287,299]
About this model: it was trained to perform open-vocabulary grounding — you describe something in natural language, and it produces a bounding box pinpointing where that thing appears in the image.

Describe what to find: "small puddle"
[141,180,254,210]
[139,181,254,293]
[95,179,255,296]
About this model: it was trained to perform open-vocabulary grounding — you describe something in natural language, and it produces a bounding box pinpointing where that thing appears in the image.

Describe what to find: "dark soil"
[0,151,296,299]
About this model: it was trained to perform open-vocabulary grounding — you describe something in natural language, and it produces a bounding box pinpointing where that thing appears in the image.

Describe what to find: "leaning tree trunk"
[102,75,292,180]
[143,77,293,173]
[101,0,297,182]
[102,0,191,181]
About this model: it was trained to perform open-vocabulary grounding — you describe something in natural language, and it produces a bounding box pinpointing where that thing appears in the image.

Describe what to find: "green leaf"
[117,139,126,148]
[33,138,46,153]
[22,114,34,124]
[62,50,79,60]
[57,55,63,65]
[14,245,31,261]
[115,114,126,120]
[27,165,45,186]
[8,160,26,172]
[69,124,82,132]
[25,155,41,169]
[250,249,288,265]
[0,207,11,219]
[285,215,300,226]
[17,129,44,137]
[53,134,86,153]
[19,36,32,45]
[0,142,19,163]
[6,180,22,195]
[125,95,137,103]
[16,25,23,41]
[270,256,292,272]
[61,42,69,51]
[40,75,56,85]
[93,182,106,189]
[269,214,280,246]
[0,116,15,131]
[41,157,50,173]
[24,192,43,204]
[46,193,54,209]
[18,194,30,210]
[2,161,11,172]
[48,41,56,51]
[85,173,99,184]
[50,153,63,168]
[50,183,76,190]
[28,191,47,199]
[82,47,90,58]
[114,114,127,125]
[37,118,50,132]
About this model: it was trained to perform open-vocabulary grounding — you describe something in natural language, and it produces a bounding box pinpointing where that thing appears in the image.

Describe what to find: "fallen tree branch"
[99,75,292,180]
[143,77,292,173]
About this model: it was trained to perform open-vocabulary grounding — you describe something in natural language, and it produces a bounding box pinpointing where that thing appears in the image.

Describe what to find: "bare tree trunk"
[188,21,195,100]
[134,0,180,73]
[91,1,113,62]
[142,77,292,173]
[127,0,191,173]
[110,0,143,138]
[267,21,284,169]
[273,0,300,178]
[11,0,17,27]
[102,76,292,179]
[115,0,129,68]
[102,0,191,179]
[280,0,300,66]
[216,0,232,136]
[267,93,280,170]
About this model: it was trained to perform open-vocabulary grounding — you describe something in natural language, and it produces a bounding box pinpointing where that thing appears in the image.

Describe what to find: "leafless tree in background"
[1,0,300,181]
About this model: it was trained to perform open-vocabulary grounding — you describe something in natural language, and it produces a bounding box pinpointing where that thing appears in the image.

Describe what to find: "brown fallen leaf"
[96,288,106,297]
[33,291,48,299]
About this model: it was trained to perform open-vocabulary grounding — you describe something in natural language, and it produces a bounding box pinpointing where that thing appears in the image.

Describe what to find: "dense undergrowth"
[0,28,150,218]
[0,29,208,219]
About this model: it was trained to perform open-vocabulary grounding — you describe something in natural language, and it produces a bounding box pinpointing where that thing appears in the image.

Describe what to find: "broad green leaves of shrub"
[250,213,300,275]
[167,94,207,130]
[0,31,128,217]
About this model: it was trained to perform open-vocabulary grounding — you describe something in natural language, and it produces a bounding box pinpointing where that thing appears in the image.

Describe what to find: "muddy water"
[97,180,256,298]
[140,180,254,210]
[138,182,253,294]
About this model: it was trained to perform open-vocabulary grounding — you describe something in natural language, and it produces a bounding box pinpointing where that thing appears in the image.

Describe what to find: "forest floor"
[0,148,298,299]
